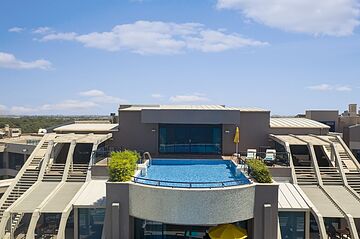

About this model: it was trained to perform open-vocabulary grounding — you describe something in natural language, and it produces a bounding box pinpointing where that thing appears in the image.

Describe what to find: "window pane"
[78,208,105,239]
[279,212,305,239]
[158,124,222,154]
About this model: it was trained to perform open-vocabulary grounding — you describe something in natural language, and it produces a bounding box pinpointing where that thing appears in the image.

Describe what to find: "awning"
[74,180,106,208]
[300,186,342,218]
[11,182,59,213]
[41,182,83,213]
[278,183,309,211]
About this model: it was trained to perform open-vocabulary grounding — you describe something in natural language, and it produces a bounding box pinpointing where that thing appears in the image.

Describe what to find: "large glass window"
[134,218,249,239]
[279,212,305,239]
[159,124,222,154]
[78,208,105,239]
[8,153,25,170]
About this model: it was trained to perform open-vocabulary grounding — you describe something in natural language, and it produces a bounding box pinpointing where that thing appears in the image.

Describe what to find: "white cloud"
[39,100,98,111]
[217,0,360,36]
[38,21,268,54]
[8,27,24,33]
[169,93,210,103]
[10,106,37,114]
[80,89,106,97]
[33,26,53,34]
[80,89,126,104]
[335,85,352,91]
[308,84,352,91]
[40,32,78,41]
[308,84,333,91]
[0,52,52,70]
[3,100,99,115]
[151,94,164,98]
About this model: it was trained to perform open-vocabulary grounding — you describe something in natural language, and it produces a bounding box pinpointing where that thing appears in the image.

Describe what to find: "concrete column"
[111,203,120,239]
[253,184,278,239]
[263,204,272,239]
[105,183,131,239]
[305,211,310,239]
[74,208,78,239]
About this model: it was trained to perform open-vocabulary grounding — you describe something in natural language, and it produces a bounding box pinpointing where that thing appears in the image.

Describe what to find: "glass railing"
[132,177,250,188]
[159,143,221,154]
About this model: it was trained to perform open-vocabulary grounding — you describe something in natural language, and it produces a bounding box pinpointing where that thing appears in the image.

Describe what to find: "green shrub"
[108,150,140,182]
[247,159,272,183]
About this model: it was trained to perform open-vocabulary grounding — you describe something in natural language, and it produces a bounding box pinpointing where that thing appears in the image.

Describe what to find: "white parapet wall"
[128,183,255,225]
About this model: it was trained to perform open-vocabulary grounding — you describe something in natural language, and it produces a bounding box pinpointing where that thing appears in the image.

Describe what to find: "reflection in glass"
[78,208,105,239]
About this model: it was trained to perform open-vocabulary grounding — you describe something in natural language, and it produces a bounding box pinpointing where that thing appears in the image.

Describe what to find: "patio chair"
[264,149,276,166]
[246,149,257,160]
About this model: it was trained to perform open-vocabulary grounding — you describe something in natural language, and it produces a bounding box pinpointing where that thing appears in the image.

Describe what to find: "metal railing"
[159,143,221,154]
[233,151,290,166]
[132,176,250,188]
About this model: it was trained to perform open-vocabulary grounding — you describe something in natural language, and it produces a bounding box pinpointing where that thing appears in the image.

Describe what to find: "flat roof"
[0,135,43,145]
[51,133,112,144]
[270,118,330,129]
[278,183,309,211]
[119,104,268,112]
[300,186,343,217]
[74,179,106,208]
[54,123,118,133]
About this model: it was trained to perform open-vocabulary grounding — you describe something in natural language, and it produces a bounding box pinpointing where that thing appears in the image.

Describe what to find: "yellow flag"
[233,127,240,144]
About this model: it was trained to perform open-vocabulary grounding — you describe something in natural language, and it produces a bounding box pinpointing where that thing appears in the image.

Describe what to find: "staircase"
[327,137,357,171]
[66,164,88,182]
[322,145,332,161]
[295,167,318,185]
[346,172,360,195]
[42,164,65,182]
[319,167,343,185]
[0,141,48,221]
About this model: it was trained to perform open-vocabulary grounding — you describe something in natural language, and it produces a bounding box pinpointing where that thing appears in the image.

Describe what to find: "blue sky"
[0,0,359,115]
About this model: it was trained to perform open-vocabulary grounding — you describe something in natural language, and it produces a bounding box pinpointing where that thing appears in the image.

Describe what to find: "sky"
[0,0,360,116]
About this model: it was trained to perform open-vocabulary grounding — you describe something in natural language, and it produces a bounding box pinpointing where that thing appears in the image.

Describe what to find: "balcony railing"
[132,177,250,188]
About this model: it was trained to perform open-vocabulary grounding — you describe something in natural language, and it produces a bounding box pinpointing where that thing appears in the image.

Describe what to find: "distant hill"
[0,116,109,133]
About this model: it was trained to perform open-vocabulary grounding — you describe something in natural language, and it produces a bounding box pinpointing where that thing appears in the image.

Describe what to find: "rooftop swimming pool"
[134,159,250,188]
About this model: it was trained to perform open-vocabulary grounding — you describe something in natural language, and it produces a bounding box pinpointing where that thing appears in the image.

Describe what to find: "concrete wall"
[339,116,360,133]
[222,112,270,154]
[306,110,339,131]
[141,109,241,124]
[112,111,158,154]
[129,183,255,225]
[105,182,279,239]
[253,184,279,239]
[269,127,329,135]
[349,125,360,150]
[113,109,271,156]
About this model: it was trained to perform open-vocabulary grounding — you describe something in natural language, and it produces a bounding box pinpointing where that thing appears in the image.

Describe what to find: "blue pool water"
[134,159,250,188]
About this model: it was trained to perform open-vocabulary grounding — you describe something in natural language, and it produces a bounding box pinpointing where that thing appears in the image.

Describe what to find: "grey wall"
[113,109,271,156]
[141,109,241,124]
[222,112,270,154]
[253,184,279,239]
[349,125,360,150]
[306,110,339,131]
[112,111,158,154]
[105,182,133,239]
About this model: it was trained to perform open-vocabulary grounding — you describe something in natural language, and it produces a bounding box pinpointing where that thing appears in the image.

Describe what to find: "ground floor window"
[78,208,105,239]
[159,124,222,154]
[134,218,250,239]
[279,212,305,239]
